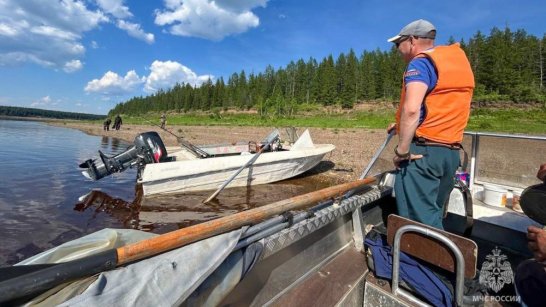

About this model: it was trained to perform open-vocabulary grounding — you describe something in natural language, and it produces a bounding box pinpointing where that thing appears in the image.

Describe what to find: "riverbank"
[50,121,388,184]
[116,105,546,134]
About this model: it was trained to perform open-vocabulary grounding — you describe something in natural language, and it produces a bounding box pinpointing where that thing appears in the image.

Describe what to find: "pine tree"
[343,49,358,108]
[318,55,336,105]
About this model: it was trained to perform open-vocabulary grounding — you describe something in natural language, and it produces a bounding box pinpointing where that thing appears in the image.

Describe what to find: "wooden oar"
[0,176,376,304]
[203,130,280,204]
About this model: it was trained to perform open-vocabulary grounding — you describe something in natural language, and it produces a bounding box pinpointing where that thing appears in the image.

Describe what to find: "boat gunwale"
[139,144,335,183]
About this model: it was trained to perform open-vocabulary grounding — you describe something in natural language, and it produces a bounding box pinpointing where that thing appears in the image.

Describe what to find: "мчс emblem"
[479,247,514,293]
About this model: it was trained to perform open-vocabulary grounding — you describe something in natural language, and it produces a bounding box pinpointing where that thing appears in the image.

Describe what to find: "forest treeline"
[0,106,105,120]
[110,27,546,117]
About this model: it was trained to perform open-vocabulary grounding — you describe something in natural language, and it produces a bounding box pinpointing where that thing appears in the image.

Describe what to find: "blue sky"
[0,0,545,115]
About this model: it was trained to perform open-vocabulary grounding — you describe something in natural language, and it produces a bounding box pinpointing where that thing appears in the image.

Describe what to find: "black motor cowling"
[79,132,168,181]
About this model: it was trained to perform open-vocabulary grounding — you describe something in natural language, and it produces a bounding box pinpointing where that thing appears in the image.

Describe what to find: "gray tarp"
[184,240,264,306]
[18,228,243,306]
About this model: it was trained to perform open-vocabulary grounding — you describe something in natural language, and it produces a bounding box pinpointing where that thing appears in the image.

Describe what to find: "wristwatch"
[394,145,411,159]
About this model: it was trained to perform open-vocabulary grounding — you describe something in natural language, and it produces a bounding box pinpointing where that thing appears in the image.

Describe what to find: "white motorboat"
[79,129,335,196]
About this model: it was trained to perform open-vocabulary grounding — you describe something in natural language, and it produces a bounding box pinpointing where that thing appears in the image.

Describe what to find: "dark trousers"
[516,259,546,306]
[394,143,460,229]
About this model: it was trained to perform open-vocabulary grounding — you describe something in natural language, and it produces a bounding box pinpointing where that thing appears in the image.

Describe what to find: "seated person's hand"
[537,163,546,182]
[527,226,546,262]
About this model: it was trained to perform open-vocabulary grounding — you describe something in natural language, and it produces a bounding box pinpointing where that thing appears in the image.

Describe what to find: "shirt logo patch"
[404,69,420,77]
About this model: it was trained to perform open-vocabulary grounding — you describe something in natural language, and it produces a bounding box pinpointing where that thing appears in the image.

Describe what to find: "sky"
[0,0,545,115]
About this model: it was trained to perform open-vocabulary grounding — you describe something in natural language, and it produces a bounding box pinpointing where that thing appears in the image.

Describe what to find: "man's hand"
[387,123,397,134]
[537,163,546,182]
[393,153,423,169]
[527,226,546,261]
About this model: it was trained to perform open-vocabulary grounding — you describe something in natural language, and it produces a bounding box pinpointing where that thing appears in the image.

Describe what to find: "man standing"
[114,115,122,130]
[387,19,475,229]
[160,113,166,129]
[103,118,111,131]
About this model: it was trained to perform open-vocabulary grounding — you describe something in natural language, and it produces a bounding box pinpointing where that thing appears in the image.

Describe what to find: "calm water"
[0,119,137,266]
[0,119,332,266]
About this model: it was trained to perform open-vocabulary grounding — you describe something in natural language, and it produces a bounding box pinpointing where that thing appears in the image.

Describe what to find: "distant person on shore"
[386,19,475,229]
[160,113,166,129]
[103,118,111,131]
[113,115,122,130]
[515,163,546,307]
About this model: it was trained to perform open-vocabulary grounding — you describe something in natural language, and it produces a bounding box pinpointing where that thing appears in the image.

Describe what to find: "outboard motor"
[80,132,168,181]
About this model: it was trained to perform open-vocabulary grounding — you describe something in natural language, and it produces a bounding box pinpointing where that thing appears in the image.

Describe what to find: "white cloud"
[96,0,155,44]
[0,23,18,36]
[95,0,132,19]
[116,20,154,44]
[155,0,268,40]
[85,70,145,96]
[0,0,154,72]
[30,95,58,107]
[84,60,212,98]
[30,25,80,40]
[0,0,108,70]
[144,60,213,93]
[63,59,83,73]
[90,40,99,49]
[215,0,268,12]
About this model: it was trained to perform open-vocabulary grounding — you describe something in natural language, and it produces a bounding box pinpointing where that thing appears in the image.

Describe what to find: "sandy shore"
[52,121,546,188]
[52,122,389,183]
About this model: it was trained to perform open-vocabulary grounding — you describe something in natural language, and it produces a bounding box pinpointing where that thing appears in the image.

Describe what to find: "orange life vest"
[396,43,474,144]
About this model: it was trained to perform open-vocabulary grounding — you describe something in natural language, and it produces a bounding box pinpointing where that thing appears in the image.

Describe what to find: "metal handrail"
[464,131,546,141]
[392,225,465,307]
[463,131,546,191]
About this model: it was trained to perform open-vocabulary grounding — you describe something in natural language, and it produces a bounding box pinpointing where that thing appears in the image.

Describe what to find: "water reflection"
[100,136,109,147]
[74,177,333,235]
[74,189,142,229]
[111,137,122,150]
[99,136,124,151]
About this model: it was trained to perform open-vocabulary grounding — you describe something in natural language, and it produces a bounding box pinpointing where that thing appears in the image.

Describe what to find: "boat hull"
[138,144,335,196]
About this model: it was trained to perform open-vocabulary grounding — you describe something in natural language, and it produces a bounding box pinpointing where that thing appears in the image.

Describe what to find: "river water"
[0,119,137,266]
[0,119,331,266]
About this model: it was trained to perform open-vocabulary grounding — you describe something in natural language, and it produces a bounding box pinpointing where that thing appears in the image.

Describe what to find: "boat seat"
[387,214,477,279]
[384,214,479,306]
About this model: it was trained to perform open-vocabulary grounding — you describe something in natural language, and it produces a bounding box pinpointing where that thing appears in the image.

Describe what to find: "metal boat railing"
[392,225,466,306]
[463,131,546,191]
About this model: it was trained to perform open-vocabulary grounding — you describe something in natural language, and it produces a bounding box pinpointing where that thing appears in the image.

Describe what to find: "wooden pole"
[119,176,376,264]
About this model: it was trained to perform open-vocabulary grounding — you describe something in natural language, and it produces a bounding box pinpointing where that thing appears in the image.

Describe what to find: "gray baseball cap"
[387,19,436,43]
